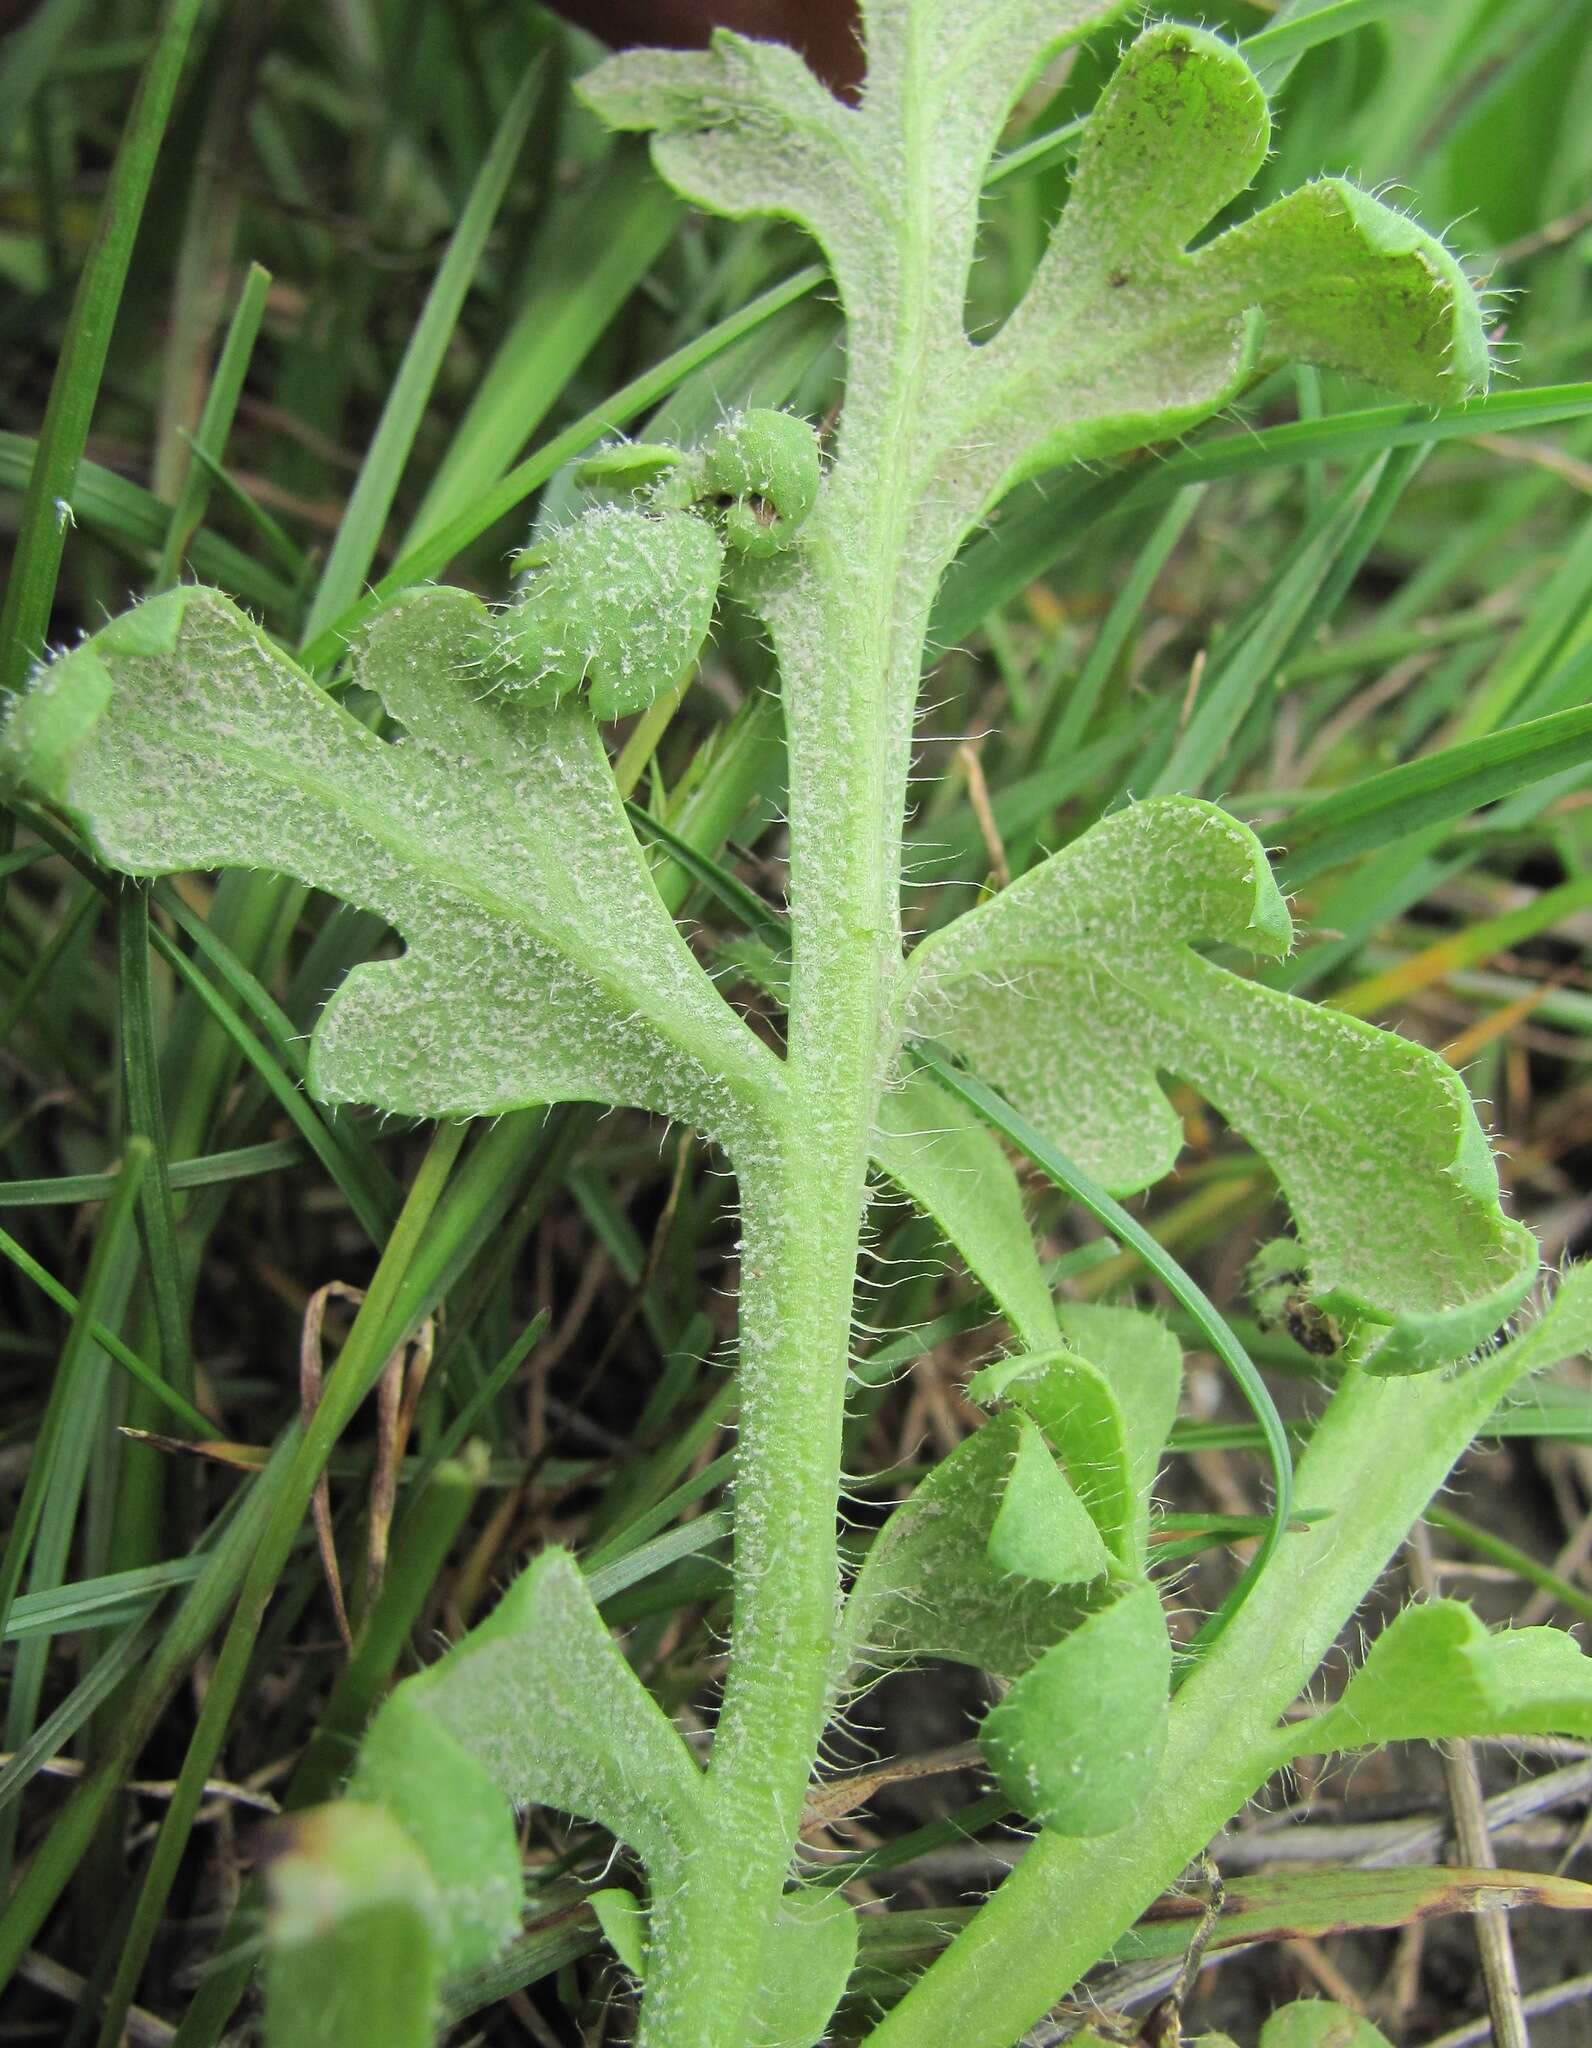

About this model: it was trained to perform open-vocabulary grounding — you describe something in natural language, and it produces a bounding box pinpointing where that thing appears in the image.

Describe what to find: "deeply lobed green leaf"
[0,586,779,1148]
[587,16,1488,566]
[905,798,1536,1371]
[1286,1598,1592,1759]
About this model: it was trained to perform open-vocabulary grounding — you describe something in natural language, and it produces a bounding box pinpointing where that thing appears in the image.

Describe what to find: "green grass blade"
[1152,454,1392,796]
[1245,0,1424,89]
[938,385,1592,646]
[626,800,789,947]
[145,917,395,1243]
[0,432,297,612]
[0,0,206,695]
[1452,505,1592,740]
[1153,385,1592,487]
[0,1424,300,1998]
[1040,486,1206,769]
[0,1142,149,1665]
[406,1310,551,1496]
[1425,1505,1592,1627]
[0,1219,208,1435]
[0,1139,326,1208]
[0,878,97,1049]
[0,1139,149,1884]
[0,1617,154,1814]
[0,0,94,155]
[171,1445,492,2048]
[300,61,543,646]
[3,1558,206,1641]
[117,888,194,1406]
[1279,701,1592,886]
[89,1121,467,2048]
[408,143,680,544]
[153,262,273,591]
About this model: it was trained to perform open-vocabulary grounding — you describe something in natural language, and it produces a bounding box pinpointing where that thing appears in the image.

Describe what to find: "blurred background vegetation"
[2,1,1591,2042]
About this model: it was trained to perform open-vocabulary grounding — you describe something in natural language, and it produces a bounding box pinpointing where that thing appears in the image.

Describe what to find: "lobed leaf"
[263,1804,442,2048]
[986,1410,1114,1587]
[581,3,1125,384]
[1286,1599,1592,1759]
[393,1546,707,1883]
[972,1350,1138,1576]
[0,586,779,1148]
[979,1578,1171,1836]
[587,18,1487,560]
[841,1413,1096,1683]
[905,797,1536,1372]
[959,24,1487,510]
[873,1062,1057,1350]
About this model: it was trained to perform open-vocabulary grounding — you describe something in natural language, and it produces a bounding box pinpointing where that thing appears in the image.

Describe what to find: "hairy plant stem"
[861,1348,1537,2048]
[637,400,938,2039]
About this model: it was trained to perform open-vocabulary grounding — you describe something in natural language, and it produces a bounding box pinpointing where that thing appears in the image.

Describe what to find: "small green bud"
[573,441,692,493]
[1246,1237,1343,1358]
[699,409,820,556]
[495,505,724,719]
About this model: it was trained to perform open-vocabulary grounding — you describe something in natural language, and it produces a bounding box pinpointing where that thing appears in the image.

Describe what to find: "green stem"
[638,1136,870,2045]
[636,414,939,2041]
[861,1348,1536,2048]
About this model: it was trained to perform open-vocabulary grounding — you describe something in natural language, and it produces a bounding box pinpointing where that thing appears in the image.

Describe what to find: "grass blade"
[89,1120,468,2048]
[0,1425,301,1998]
[408,143,680,543]
[300,60,543,646]
[0,1139,149,1884]
[1278,701,1592,887]
[0,0,206,695]
[0,1221,208,1435]
[117,888,193,1407]
[0,432,296,613]
[153,262,273,591]
[0,1143,149,1665]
